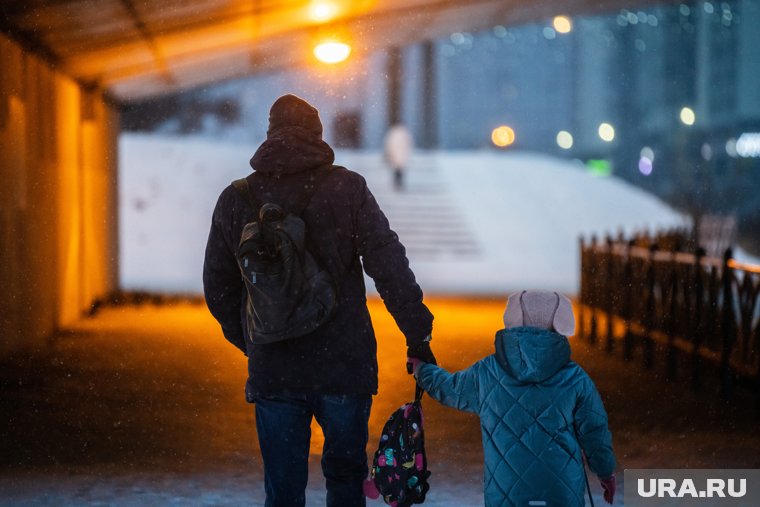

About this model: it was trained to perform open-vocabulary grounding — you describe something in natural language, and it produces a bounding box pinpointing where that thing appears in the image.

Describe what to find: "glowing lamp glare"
[491,126,515,147]
[553,16,573,33]
[680,107,696,125]
[556,131,573,149]
[314,42,351,63]
[598,123,615,142]
[310,2,337,21]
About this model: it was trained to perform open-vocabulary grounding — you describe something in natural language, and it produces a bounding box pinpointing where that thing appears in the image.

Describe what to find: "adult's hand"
[406,340,436,374]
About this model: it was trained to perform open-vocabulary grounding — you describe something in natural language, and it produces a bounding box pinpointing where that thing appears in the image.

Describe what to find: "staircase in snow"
[353,155,482,260]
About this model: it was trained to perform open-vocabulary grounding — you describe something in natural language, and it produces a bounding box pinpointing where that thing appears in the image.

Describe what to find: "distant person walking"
[383,123,413,191]
[202,94,436,507]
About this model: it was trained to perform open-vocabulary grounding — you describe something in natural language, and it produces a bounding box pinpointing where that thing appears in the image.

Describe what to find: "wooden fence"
[579,235,760,406]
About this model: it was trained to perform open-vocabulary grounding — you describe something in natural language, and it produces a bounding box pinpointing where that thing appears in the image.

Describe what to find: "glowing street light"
[680,107,696,126]
[491,126,515,147]
[553,16,573,34]
[598,123,615,142]
[309,1,337,22]
[556,131,573,149]
[314,41,351,64]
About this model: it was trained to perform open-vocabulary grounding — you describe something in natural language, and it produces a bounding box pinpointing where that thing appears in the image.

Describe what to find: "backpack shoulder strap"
[231,177,262,213]
[292,165,333,217]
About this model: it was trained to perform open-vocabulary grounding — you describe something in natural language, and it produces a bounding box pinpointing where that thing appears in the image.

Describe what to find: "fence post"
[666,251,679,382]
[643,244,658,370]
[579,236,586,340]
[691,248,705,390]
[720,248,735,400]
[589,235,598,346]
[623,240,634,362]
[606,236,615,354]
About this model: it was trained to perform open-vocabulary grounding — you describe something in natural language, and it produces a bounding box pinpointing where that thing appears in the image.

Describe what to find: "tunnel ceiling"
[1,0,654,104]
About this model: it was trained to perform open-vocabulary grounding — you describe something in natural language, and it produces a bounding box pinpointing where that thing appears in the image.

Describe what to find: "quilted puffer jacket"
[416,326,616,507]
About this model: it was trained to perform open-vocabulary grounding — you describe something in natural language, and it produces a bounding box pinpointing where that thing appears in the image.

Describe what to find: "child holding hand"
[409,290,617,507]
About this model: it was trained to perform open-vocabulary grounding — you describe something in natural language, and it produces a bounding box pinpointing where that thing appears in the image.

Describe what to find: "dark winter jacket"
[416,327,615,507]
[203,126,433,400]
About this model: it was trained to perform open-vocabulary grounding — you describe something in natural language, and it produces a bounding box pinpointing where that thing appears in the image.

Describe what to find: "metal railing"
[579,234,760,406]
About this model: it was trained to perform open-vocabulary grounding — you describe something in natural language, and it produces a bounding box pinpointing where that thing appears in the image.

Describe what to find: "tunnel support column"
[387,46,402,128]
[420,40,437,149]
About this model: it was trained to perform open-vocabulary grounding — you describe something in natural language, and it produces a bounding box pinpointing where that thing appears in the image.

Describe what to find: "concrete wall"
[0,33,119,357]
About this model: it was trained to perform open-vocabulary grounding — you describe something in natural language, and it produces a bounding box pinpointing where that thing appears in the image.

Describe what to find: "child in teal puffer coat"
[409,290,617,507]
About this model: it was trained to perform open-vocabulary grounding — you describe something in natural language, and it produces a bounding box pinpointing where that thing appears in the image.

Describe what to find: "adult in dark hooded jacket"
[411,291,616,507]
[203,94,435,507]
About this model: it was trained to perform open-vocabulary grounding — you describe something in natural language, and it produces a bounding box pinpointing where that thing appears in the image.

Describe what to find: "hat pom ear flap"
[503,291,525,329]
[552,293,576,336]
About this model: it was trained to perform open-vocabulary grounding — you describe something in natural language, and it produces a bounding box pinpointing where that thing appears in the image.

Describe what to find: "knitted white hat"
[503,290,575,336]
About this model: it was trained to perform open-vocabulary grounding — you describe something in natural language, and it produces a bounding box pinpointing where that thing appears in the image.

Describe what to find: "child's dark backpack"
[364,386,431,506]
[231,168,336,345]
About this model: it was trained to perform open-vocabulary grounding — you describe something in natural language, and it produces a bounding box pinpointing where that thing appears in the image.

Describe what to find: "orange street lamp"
[309,1,338,22]
[314,41,351,64]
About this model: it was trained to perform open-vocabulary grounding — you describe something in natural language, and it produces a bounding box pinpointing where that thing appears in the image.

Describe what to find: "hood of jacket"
[494,326,571,383]
[250,126,335,175]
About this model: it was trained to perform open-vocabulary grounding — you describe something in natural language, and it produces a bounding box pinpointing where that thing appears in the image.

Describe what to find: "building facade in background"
[122,0,760,250]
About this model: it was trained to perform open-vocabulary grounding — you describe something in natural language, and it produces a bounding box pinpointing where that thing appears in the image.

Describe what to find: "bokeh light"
[638,146,654,176]
[491,126,515,147]
[586,159,612,177]
[553,16,573,34]
[598,123,615,142]
[309,1,337,22]
[726,138,738,158]
[314,41,351,63]
[680,107,696,126]
[701,143,713,161]
[638,157,653,176]
[556,131,574,149]
[736,133,760,157]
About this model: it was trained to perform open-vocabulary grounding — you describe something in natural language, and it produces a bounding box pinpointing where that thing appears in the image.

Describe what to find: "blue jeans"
[254,393,372,507]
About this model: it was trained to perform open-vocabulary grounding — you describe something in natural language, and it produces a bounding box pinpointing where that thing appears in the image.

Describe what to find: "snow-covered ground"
[120,134,753,296]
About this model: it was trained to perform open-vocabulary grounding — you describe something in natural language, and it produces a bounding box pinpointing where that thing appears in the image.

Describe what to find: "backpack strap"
[231,177,262,213]
[415,383,424,402]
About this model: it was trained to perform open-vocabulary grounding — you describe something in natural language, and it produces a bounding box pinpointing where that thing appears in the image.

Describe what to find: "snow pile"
[422,151,687,294]
[119,134,689,295]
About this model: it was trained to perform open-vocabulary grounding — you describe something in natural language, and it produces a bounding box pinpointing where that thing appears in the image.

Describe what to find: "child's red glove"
[363,479,380,499]
[600,475,616,504]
